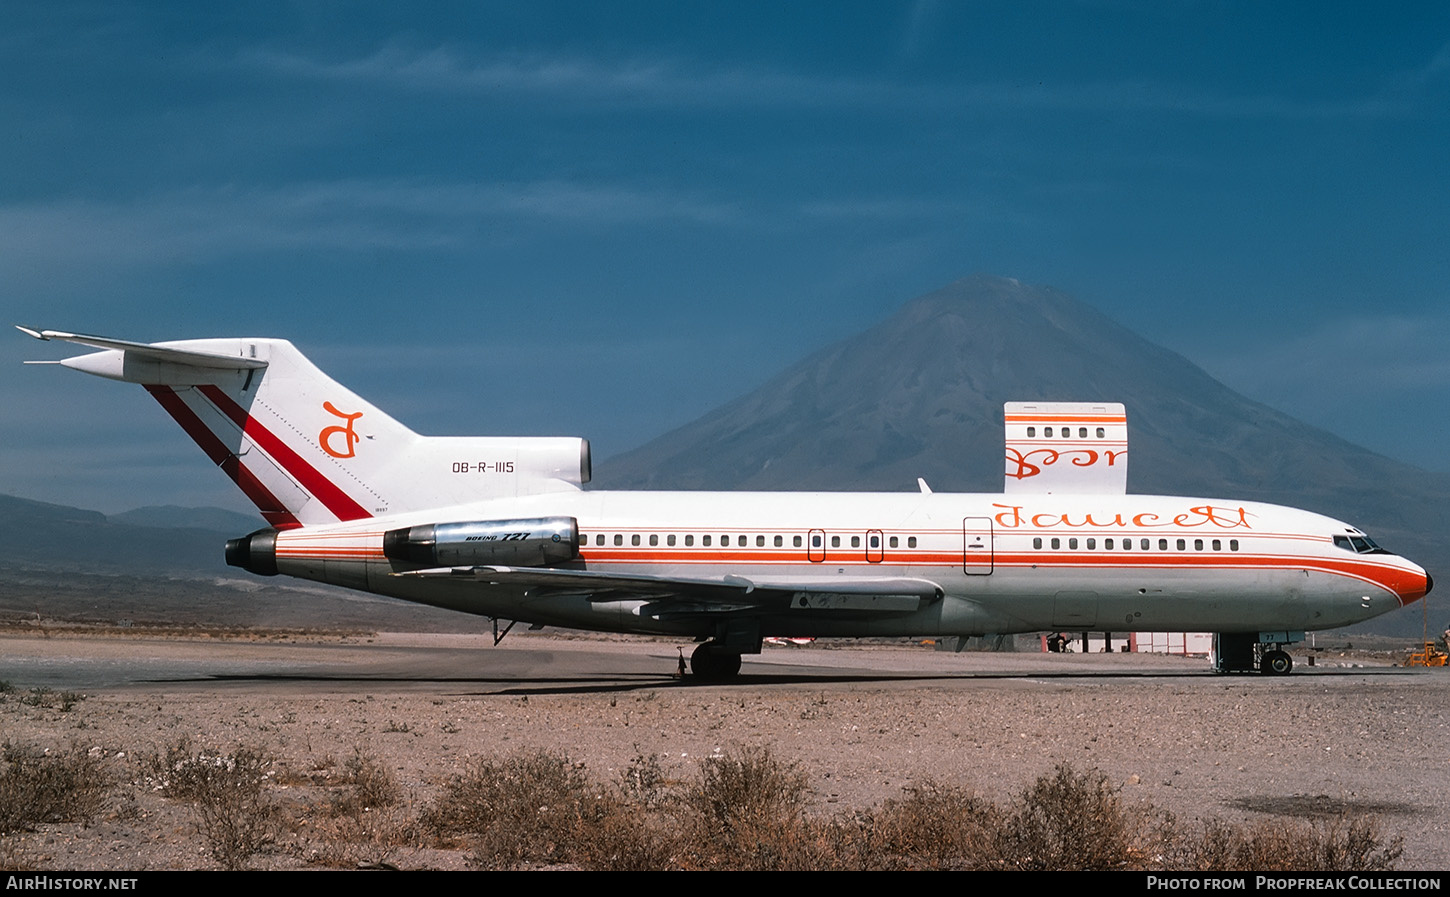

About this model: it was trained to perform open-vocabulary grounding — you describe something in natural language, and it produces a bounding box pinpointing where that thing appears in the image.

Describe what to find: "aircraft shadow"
[134,663,1410,697]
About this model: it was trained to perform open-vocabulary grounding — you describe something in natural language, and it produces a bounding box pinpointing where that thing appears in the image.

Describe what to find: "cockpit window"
[1335,533,1391,555]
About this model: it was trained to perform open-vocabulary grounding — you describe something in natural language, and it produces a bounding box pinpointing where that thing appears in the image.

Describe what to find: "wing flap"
[394,565,941,614]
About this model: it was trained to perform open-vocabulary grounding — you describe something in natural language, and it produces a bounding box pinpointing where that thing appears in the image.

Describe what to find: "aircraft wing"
[395,565,942,615]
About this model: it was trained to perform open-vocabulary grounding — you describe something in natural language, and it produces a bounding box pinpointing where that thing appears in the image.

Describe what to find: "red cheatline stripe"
[145,385,302,530]
[196,384,372,522]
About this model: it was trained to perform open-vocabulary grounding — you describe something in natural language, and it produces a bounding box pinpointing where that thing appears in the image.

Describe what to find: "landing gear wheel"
[690,643,743,681]
[1262,649,1293,675]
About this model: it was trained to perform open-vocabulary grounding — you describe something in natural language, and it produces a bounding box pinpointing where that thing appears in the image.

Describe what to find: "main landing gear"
[1212,632,1301,675]
[690,642,744,681]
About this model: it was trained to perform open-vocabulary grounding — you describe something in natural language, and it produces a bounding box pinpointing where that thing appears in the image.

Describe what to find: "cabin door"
[962,517,994,575]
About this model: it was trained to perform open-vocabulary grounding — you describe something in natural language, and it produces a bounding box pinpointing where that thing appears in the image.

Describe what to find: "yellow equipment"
[1405,642,1449,667]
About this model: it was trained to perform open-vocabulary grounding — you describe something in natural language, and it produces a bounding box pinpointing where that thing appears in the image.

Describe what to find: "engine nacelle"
[383,517,579,568]
[225,528,279,576]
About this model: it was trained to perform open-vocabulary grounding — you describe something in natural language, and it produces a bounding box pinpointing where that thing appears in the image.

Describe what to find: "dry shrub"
[618,752,668,808]
[0,743,109,834]
[1180,814,1404,872]
[423,749,615,869]
[150,738,280,870]
[308,748,410,868]
[330,748,400,816]
[403,748,1410,872]
[856,780,1003,870]
[998,763,1153,870]
[677,745,847,870]
[686,744,807,833]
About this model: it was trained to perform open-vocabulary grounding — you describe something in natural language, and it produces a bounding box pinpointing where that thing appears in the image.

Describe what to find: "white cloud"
[0,180,744,287]
[235,44,1416,120]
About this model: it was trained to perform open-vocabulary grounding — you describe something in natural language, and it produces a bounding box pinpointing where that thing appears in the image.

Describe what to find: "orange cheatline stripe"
[1004,414,1126,423]
[276,547,1421,595]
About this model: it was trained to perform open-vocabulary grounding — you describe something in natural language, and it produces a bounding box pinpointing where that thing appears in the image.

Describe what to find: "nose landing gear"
[1213,632,1301,675]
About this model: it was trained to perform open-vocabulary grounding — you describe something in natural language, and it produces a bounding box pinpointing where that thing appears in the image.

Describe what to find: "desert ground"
[0,629,1446,871]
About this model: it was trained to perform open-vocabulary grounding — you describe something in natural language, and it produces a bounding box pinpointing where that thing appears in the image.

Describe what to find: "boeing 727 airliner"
[20,328,1431,678]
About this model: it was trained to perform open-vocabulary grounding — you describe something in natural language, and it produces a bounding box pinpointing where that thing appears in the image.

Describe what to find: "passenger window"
[1096,427,1105,438]
[1230,540,1239,551]
[1176,539,1185,551]
[774,535,783,547]
[869,534,880,548]
[614,534,623,546]
[703,535,712,547]
[1079,427,1087,438]
[831,536,841,548]
[1212,539,1220,551]
[596,534,604,546]
[1104,538,1113,550]
[1086,538,1096,550]
[1045,427,1054,437]
[1051,538,1061,549]
[1027,427,1036,437]
[908,537,917,548]
[649,534,658,547]
[667,534,676,546]
[1068,538,1078,550]
[795,535,804,548]
[1158,539,1168,551]
[758,535,766,547]
[632,534,641,546]
[851,536,861,548]
[1033,537,1042,549]
[1194,539,1203,551]
[889,536,898,548]
[811,534,821,548]
[685,535,694,546]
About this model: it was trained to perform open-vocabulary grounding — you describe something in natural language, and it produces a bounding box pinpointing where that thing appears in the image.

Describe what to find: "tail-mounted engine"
[225,528,279,576]
[382,516,579,568]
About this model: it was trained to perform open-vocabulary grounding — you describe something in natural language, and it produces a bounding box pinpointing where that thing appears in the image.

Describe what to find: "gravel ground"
[1,631,1445,871]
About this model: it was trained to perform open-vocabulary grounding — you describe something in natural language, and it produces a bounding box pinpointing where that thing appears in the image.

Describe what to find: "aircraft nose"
[1397,567,1432,605]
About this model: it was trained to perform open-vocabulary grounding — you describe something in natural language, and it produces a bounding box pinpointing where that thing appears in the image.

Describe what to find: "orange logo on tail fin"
[320,402,363,458]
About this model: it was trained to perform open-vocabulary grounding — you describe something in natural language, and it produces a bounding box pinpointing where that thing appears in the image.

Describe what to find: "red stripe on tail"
[196,384,373,522]
[145,385,302,529]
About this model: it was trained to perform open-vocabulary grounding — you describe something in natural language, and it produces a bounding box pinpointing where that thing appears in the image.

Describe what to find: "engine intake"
[383,516,579,568]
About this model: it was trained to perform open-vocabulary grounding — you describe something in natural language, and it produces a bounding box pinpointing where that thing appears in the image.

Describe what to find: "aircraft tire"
[690,643,743,680]
[1262,649,1293,675]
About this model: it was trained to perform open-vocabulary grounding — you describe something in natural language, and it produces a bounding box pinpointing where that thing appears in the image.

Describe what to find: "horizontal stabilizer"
[18,327,269,380]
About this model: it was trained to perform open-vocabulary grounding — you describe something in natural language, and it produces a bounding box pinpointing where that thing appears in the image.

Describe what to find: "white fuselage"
[269,490,1430,639]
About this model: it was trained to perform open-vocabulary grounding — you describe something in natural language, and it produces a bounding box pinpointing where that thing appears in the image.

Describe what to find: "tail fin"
[1003,401,1127,494]
[20,329,590,528]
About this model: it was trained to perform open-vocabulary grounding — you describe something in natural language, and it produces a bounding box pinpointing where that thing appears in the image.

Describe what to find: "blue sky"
[3,2,1448,515]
